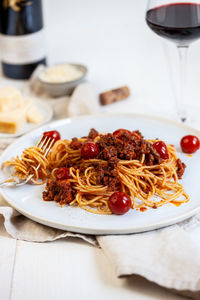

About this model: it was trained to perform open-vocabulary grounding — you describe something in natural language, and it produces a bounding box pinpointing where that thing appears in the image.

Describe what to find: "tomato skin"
[113,129,141,140]
[56,167,72,180]
[81,142,100,159]
[43,130,61,142]
[108,192,132,215]
[153,141,169,159]
[113,129,132,137]
[113,129,132,140]
[180,135,200,154]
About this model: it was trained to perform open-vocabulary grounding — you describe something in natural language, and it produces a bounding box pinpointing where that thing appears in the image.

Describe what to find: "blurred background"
[43,0,200,118]
[1,0,200,120]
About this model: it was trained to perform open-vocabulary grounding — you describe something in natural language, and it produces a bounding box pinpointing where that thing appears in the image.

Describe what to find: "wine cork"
[99,86,130,105]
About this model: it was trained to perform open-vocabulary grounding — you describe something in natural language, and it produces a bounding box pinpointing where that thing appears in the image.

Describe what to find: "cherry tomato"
[43,130,61,142]
[153,141,169,159]
[55,167,72,180]
[180,135,200,154]
[81,142,100,159]
[108,192,132,215]
[113,129,132,139]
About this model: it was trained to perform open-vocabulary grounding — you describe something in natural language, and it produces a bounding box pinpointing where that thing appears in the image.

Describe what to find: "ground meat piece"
[97,133,117,149]
[70,137,82,150]
[43,179,74,205]
[142,141,162,165]
[105,176,120,191]
[152,204,158,209]
[42,180,56,201]
[117,143,136,160]
[95,159,121,191]
[114,130,134,143]
[109,156,119,168]
[100,146,117,160]
[96,131,162,165]
[88,128,99,139]
[176,159,186,179]
[132,130,143,139]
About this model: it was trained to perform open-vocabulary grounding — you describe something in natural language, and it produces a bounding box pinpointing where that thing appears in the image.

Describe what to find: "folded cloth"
[1,79,200,299]
[0,194,96,245]
[98,225,200,297]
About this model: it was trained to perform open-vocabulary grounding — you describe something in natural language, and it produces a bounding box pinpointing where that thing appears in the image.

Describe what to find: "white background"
[1,0,200,299]
[44,0,200,122]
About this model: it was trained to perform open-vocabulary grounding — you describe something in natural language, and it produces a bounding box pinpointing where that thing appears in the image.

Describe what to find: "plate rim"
[0,200,199,235]
[1,112,200,235]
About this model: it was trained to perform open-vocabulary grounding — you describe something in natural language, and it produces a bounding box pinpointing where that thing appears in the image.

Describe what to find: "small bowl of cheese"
[38,63,87,97]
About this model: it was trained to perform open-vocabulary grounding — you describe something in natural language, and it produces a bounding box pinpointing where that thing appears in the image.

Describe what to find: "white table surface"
[1,0,200,299]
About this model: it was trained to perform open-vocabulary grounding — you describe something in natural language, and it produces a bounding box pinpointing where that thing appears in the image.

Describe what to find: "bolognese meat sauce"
[43,179,74,205]
[42,128,186,206]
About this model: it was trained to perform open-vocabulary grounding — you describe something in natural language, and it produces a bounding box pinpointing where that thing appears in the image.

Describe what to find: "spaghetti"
[3,128,189,214]
[3,146,49,184]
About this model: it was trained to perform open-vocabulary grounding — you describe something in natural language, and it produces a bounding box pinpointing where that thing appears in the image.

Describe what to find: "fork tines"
[36,136,55,157]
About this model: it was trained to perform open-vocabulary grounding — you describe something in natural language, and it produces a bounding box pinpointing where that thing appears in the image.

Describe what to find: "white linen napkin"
[1,76,200,299]
[98,224,200,296]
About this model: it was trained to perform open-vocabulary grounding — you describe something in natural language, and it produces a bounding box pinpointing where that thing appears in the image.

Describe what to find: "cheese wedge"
[0,86,23,112]
[26,105,44,124]
[0,107,27,133]
[0,98,32,134]
[0,89,44,134]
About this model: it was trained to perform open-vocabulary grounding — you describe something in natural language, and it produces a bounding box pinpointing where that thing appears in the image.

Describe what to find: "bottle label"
[0,29,46,64]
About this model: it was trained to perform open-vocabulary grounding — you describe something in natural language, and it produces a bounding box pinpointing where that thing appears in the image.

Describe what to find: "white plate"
[0,113,200,235]
[0,99,53,138]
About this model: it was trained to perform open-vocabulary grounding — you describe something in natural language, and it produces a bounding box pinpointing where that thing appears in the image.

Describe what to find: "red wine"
[0,0,46,79]
[146,3,200,45]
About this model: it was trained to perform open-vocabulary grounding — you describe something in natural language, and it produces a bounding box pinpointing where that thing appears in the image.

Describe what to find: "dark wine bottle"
[0,0,46,79]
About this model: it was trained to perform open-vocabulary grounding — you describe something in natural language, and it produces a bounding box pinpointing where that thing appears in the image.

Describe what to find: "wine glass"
[145,0,200,122]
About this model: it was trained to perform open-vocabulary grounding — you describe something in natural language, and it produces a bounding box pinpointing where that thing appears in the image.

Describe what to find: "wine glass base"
[177,111,187,123]
[181,117,186,122]
[180,105,200,129]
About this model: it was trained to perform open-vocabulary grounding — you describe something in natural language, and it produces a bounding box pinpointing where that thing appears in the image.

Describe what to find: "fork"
[0,135,55,188]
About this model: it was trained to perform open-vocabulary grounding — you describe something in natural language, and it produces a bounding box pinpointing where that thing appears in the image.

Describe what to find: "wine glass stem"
[176,45,189,122]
